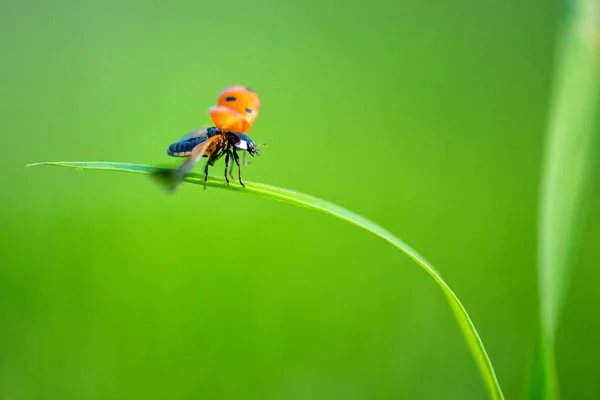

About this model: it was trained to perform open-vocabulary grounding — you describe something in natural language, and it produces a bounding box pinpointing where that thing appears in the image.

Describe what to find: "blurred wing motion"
[177,128,209,143]
[152,134,222,192]
[210,86,260,133]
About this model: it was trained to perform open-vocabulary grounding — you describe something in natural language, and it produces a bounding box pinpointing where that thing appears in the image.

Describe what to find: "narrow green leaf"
[28,162,504,400]
[27,160,504,399]
[532,1,600,398]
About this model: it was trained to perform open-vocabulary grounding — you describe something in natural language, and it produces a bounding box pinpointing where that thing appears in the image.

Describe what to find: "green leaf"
[532,1,600,398]
[27,161,505,400]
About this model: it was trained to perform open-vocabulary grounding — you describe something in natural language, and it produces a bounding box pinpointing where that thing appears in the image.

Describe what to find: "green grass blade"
[27,160,505,400]
[532,1,600,399]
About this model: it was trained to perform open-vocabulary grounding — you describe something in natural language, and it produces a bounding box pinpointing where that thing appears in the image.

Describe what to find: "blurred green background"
[2,0,599,398]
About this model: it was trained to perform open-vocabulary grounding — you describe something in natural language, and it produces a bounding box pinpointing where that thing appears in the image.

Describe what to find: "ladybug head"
[247,140,259,157]
[231,133,260,156]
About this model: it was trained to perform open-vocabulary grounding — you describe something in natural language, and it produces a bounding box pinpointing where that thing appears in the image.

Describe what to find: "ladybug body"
[167,127,258,159]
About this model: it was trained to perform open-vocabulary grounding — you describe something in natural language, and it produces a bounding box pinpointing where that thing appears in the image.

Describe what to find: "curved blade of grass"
[27,160,504,400]
[532,1,600,399]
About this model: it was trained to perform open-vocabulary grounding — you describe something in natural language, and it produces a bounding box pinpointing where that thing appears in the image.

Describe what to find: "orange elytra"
[208,86,260,133]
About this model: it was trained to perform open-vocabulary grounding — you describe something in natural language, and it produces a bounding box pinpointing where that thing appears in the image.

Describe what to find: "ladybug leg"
[232,149,245,188]
[228,151,235,179]
[224,151,231,186]
[243,143,264,167]
[203,158,210,188]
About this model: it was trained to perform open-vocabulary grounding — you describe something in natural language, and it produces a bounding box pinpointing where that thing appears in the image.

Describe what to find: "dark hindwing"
[166,127,221,157]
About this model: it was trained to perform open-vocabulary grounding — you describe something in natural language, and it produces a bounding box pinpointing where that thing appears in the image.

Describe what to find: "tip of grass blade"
[27,161,87,169]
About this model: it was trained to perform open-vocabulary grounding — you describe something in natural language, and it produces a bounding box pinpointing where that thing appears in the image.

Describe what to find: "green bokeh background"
[2,0,599,398]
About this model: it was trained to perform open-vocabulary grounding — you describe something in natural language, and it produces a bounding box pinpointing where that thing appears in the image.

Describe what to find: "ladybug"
[153,86,261,191]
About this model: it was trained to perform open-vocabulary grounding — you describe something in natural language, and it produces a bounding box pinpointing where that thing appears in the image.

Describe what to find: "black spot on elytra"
[245,108,252,113]
[226,96,236,102]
